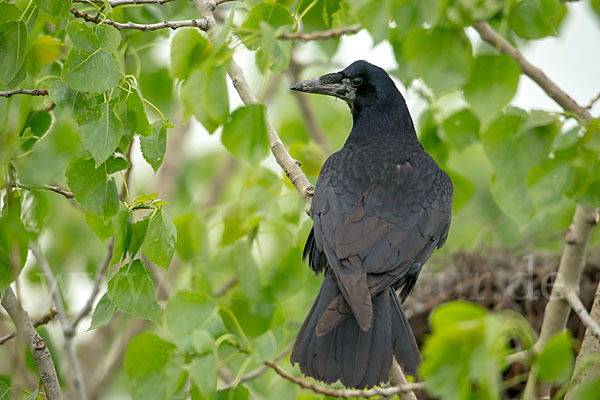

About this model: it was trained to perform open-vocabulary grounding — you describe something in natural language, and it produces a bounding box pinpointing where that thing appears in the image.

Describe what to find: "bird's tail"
[291,274,421,388]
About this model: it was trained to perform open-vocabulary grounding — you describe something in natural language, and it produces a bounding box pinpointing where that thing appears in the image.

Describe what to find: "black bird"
[289,60,453,388]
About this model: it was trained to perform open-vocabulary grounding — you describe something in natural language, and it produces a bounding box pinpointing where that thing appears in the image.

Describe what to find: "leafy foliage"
[0,0,598,399]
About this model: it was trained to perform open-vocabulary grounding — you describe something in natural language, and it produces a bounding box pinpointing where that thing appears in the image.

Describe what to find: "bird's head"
[290,60,401,118]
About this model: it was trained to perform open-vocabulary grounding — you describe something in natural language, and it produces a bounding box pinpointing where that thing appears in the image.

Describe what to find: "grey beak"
[290,73,355,101]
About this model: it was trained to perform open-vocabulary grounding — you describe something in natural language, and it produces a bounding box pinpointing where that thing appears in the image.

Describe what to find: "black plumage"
[290,60,453,388]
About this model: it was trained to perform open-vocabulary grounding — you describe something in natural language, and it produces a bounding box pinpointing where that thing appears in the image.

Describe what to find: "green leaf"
[593,0,600,21]
[126,89,151,137]
[215,385,250,400]
[0,3,22,22]
[0,193,29,293]
[125,332,176,379]
[229,291,274,338]
[170,29,210,79]
[62,49,121,93]
[221,104,269,164]
[165,291,225,353]
[349,0,390,43]
[110,210,131,266]
[85,211,114,242]
[446,0,504,24]
[509,0,566,40]
[441,108,480,148]
[403,28,472,94]
[49,81,97,123]
[187,355,217,399]
[35,0,70,17]
[95,24,120,52]
[191,329,214,354]
[181,66,229,133]
[571,378,600,400]
[80,101,123,166]
[107,259,161,322]
[67,21,101,53]
[239,3,294,50]
[447,170,474,213]
[0,21,28,85]
[430,301,487,331]
[128,218,149,258]
[464,54,521,126]
[482,110,559,223]
[23,388,37,400]
[30,35,61,65]
[173,213,207,262]
[255,22,292,73]
[66,156,127,218]
[88,292,117,330]
[140,121,169,173]
[421,301,512,400]
[134,193,158,203]
[537,331,574,384]
[141,209,177,269]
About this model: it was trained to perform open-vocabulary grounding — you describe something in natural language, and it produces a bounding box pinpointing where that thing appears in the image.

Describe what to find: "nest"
[403,248,600,398]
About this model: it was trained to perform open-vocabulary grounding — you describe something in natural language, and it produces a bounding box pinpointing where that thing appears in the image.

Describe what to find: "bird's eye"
[351,77,363,87]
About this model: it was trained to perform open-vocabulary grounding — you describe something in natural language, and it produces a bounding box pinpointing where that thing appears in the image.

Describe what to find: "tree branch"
[17,183,74,199]
[73,0,173,5]
[1,287,62,399]
[564,289,600,339]
[265,360,424,398]
[0,308,58,345]
[470,21,599,400]
[584,92,600,110]
[280,24,361,41]
[212,277,238,297]
[472,21,593,123]
[389,361,418,400]
[228,59,314,214]
[522,206,599,399]
[70,8,209,31]
[0,88,49,98]
[219,343,293,390]
[565,281,600,400]
[70,239,115,329]
[32,243,88,400]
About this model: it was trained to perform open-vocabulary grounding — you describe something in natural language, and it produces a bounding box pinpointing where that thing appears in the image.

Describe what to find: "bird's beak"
[290,72,356,102]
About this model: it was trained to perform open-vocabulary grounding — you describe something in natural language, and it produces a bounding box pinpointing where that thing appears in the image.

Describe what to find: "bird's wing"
[310,153,452,333]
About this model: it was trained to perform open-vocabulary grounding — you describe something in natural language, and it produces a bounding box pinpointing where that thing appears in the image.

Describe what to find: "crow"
[289,60,453,389]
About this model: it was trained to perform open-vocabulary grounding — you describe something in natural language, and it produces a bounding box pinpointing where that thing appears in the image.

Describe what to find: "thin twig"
[212,277,238,297]
[71,8,209,31]
[32,243,88,400]
[265,360,424,398]
[280,24,361,41]
[565,289,600,339]
[70,239,115,330]
[584,92,600,110]
[0,88,49,98]
[506,350,530,366]
[472,21,593,123]
[73,0,173,6]
[0,308,58,345]
[17,183,74,199]
[219,343,293,390]
[1,287,62,399]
